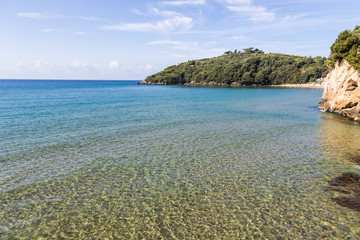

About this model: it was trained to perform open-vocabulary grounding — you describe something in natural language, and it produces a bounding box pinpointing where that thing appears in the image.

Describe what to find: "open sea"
[1,80,360,239]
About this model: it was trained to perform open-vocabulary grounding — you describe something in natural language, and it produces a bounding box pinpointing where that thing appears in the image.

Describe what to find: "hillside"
[140,48,329,86]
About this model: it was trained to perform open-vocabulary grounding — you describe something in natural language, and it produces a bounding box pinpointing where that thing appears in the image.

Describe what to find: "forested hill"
[140,48,329,86]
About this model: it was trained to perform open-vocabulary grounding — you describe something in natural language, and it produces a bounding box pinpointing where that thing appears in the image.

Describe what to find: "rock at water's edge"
[319,59,360,121]
[138,80,166,85]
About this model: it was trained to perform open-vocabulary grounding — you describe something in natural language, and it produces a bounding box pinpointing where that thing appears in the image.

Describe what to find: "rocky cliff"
[319,59,360,121]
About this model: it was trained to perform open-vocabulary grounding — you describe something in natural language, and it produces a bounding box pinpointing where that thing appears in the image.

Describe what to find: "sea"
[1,80,360,239]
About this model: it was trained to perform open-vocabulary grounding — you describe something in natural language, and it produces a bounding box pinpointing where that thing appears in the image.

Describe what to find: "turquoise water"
[1,80,360,239]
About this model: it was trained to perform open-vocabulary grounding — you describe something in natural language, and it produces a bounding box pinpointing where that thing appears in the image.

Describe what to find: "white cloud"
[227,5,274,22]
[102,6,196,34]
[109,60,120,69]
[223,0,275,22]
[41,29,90,35]
[17,12,105,21]
[102,16,194,33]
[144,64,153,71]
[224,0,251,5]
[160,0,206,6]
[149,8,178,17]
[283,13,310,22]
[133,9,148,16]
[132,7,180,17]
[17,12,54,19]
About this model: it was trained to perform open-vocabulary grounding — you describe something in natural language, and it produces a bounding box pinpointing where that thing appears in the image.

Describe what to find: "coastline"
[138,81,324,89]
[269,83,324,89]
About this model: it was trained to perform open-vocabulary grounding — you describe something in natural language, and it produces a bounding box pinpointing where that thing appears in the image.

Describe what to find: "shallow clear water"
[1,80,360,239]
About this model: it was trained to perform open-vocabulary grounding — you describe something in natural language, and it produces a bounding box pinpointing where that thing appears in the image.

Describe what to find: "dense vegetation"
[143,48,329,86]
[328,26,360,70]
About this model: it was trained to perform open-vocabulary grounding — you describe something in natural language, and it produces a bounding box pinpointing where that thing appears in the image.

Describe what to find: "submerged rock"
[319,60,360,122]
[347,153,360,165]
[328,172,360,212]
[329,172,360,187]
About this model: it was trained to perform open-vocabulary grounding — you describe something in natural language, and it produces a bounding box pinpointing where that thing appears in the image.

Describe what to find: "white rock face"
[319,59,360,121]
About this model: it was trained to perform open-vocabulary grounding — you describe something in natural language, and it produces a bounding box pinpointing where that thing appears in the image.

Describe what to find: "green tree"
[329,26,360,69]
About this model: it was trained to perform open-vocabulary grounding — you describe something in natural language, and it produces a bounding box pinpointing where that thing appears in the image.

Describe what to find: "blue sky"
[0,0,359,80]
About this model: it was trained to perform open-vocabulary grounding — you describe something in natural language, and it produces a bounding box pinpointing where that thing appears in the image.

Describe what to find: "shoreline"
[138,81,324,89]
[269,83,324,89]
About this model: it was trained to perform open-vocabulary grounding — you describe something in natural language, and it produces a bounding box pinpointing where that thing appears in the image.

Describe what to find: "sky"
[0,0,359,80]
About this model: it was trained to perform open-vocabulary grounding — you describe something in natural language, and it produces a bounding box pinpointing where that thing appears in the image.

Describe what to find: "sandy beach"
[269,83,324,89]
